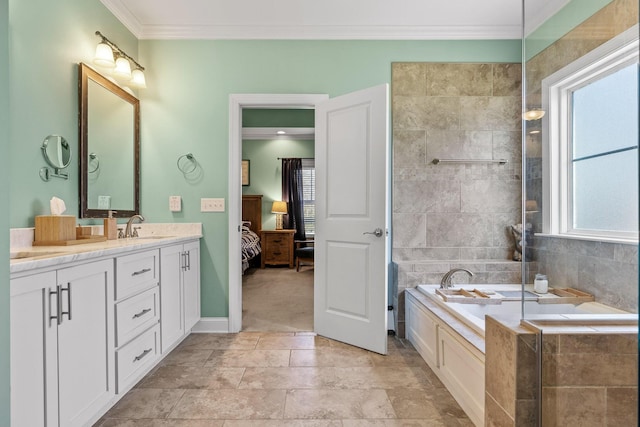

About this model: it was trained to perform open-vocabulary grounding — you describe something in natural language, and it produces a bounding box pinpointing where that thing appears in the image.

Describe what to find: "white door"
[314,84,389,354]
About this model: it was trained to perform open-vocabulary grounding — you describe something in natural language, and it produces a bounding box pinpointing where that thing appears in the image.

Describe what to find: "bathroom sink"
[10,251,64,260]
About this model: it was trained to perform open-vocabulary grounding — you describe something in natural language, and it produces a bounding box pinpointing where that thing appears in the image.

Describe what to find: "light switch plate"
[201,198,225,212]
[169,196,182,212]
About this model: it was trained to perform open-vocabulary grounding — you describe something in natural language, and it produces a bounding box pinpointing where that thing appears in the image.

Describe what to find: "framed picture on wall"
[242,160,250,186]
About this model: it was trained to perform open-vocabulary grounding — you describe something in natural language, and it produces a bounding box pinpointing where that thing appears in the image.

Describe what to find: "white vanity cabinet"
[160,240,200,353]
[406,290,485,427]
[10,259,115,427]
[114,249,161,393]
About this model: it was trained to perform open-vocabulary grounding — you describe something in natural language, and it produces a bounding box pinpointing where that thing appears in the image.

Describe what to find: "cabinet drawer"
[116,324,160,394]
[116,249,159,300]
[115,286,160,347]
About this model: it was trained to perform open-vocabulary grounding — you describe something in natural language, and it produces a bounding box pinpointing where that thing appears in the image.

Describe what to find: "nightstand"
[261,229,295,268]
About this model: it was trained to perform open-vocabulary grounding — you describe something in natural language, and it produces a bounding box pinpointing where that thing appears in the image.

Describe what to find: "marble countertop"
[10,223,202,275]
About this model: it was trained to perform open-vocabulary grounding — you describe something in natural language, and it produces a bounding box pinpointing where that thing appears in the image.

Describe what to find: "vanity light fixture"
[276,130,287,135]
[522,109,545,121]
[93,31,146,89]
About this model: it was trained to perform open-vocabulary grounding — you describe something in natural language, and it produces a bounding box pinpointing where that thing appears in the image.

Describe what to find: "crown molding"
[135,24,521,40]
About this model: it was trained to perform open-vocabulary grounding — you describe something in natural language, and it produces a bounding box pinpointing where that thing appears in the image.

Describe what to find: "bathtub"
[416,284,631,336]
[406,284,635,427]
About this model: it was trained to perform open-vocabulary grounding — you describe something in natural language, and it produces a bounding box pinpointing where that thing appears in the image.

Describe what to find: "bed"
[241,195,263,273]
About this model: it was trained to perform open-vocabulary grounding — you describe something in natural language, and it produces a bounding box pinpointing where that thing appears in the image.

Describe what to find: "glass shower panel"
[524,0,639,425]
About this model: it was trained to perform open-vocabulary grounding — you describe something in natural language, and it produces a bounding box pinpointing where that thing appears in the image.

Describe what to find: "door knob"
[363,228,384,237]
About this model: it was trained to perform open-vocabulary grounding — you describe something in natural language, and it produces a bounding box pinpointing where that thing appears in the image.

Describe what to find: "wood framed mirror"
[79,62,140,218]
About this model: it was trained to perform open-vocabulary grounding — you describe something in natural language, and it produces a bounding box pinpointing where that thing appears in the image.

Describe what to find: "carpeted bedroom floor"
[242,266,314,332]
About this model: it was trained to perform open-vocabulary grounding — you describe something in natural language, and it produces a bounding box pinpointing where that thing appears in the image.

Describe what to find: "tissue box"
[34,215,76,243]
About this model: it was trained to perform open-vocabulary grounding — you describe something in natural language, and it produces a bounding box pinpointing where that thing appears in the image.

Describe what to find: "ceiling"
[100,0,569,41]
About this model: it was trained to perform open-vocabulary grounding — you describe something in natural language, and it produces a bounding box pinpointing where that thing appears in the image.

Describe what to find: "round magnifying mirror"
[42,135,72,170]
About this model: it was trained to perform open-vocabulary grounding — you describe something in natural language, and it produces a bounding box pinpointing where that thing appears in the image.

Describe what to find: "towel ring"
[88,152,100,173]
[177,153,197,174]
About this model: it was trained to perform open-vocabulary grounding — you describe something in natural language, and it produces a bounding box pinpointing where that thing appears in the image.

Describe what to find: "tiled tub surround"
[524,0,639,315]
[391,62,523,336]
[406,287,638,427]
[485,316,638,427]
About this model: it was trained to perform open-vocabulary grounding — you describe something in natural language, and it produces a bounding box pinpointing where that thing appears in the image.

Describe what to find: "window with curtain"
[301,158,315,235]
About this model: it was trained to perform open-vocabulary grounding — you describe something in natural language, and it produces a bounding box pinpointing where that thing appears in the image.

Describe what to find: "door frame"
[228,93,329,333]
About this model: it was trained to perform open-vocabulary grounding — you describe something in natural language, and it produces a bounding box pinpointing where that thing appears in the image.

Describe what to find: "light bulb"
[113,57,132,80]
[130,69,147,89]
[93,43,115,68]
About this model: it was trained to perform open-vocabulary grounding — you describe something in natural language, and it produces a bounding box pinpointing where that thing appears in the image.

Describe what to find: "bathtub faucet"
[440,268,474,289]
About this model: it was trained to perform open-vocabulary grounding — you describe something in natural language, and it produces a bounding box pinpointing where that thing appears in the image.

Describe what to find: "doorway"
[228,94,329,333]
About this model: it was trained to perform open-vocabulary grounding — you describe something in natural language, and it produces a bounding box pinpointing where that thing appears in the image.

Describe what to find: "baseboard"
[192,317,229,333]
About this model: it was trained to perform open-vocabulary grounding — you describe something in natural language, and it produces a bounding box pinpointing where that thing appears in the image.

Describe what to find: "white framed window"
[301,158,315,236]
[541,25,639,243]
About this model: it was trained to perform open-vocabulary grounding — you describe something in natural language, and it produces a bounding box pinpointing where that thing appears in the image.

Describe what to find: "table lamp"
[271,201,287,230]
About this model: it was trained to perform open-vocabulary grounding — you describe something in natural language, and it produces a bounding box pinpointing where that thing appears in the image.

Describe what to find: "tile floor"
[96,332,473,426]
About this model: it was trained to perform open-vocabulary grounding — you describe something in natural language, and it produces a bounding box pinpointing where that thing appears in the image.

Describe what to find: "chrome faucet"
[440,268,474,289]
[124,214,145,238]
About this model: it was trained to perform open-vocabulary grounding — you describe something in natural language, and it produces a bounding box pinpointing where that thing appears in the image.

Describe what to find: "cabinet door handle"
[186,250,191,271]
[134,348,153,362]
[273,239,282,243]
[49,286,61,325]
[60,283,72,321]
[181,252,187,271]
[132,268,151,276]
[132,308,152,319]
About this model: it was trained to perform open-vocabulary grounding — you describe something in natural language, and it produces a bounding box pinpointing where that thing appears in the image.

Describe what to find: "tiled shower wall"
[391,63,523,335]
[525,0,639,313]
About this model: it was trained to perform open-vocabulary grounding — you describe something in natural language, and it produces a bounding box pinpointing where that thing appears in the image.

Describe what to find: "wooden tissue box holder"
[34,215,76,243]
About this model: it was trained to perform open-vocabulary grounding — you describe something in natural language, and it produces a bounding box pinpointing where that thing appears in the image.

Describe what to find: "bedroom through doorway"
[240,106,316,332]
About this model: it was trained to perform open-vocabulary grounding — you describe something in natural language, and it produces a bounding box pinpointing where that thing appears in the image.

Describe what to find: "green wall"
[9,0,137,227]
[138,38,521,317]
[525,0,612,59]
[1,0,9,421]
[243,109,315,127]
[242,138,315,230]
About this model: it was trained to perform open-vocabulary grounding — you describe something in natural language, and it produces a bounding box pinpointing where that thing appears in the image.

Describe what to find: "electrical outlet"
[201,197,225,212]
[169,195,181,212]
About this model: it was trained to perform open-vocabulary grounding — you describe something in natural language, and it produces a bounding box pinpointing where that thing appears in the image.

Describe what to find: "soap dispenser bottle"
[104,210,118,240]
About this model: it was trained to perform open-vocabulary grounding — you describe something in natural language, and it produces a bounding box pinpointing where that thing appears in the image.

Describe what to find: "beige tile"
[204,349,291,367]
[368,349,428,368]
[342,420,446,426]
[542,387,605,426]
[256,335,332,350]
[239,367,323,389]
[385,388,442,420]
[168,389,287,419]
[606,387,638,426]
[426,63,493,97]
[558,334,637,354]
[160,347,213,367]
[484,392,515,427]
[138,365,245,389]
[97,420,223,427]
[103,388,186,419]
[392,63,428,97]
[223,421,342,427]
[284,389,396,419]
[492,64,522,97]
[485,316,517,417]
[290,348,374,367]
[459,96,521,131]
[180,333,259,350]
[543,353,637,387]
